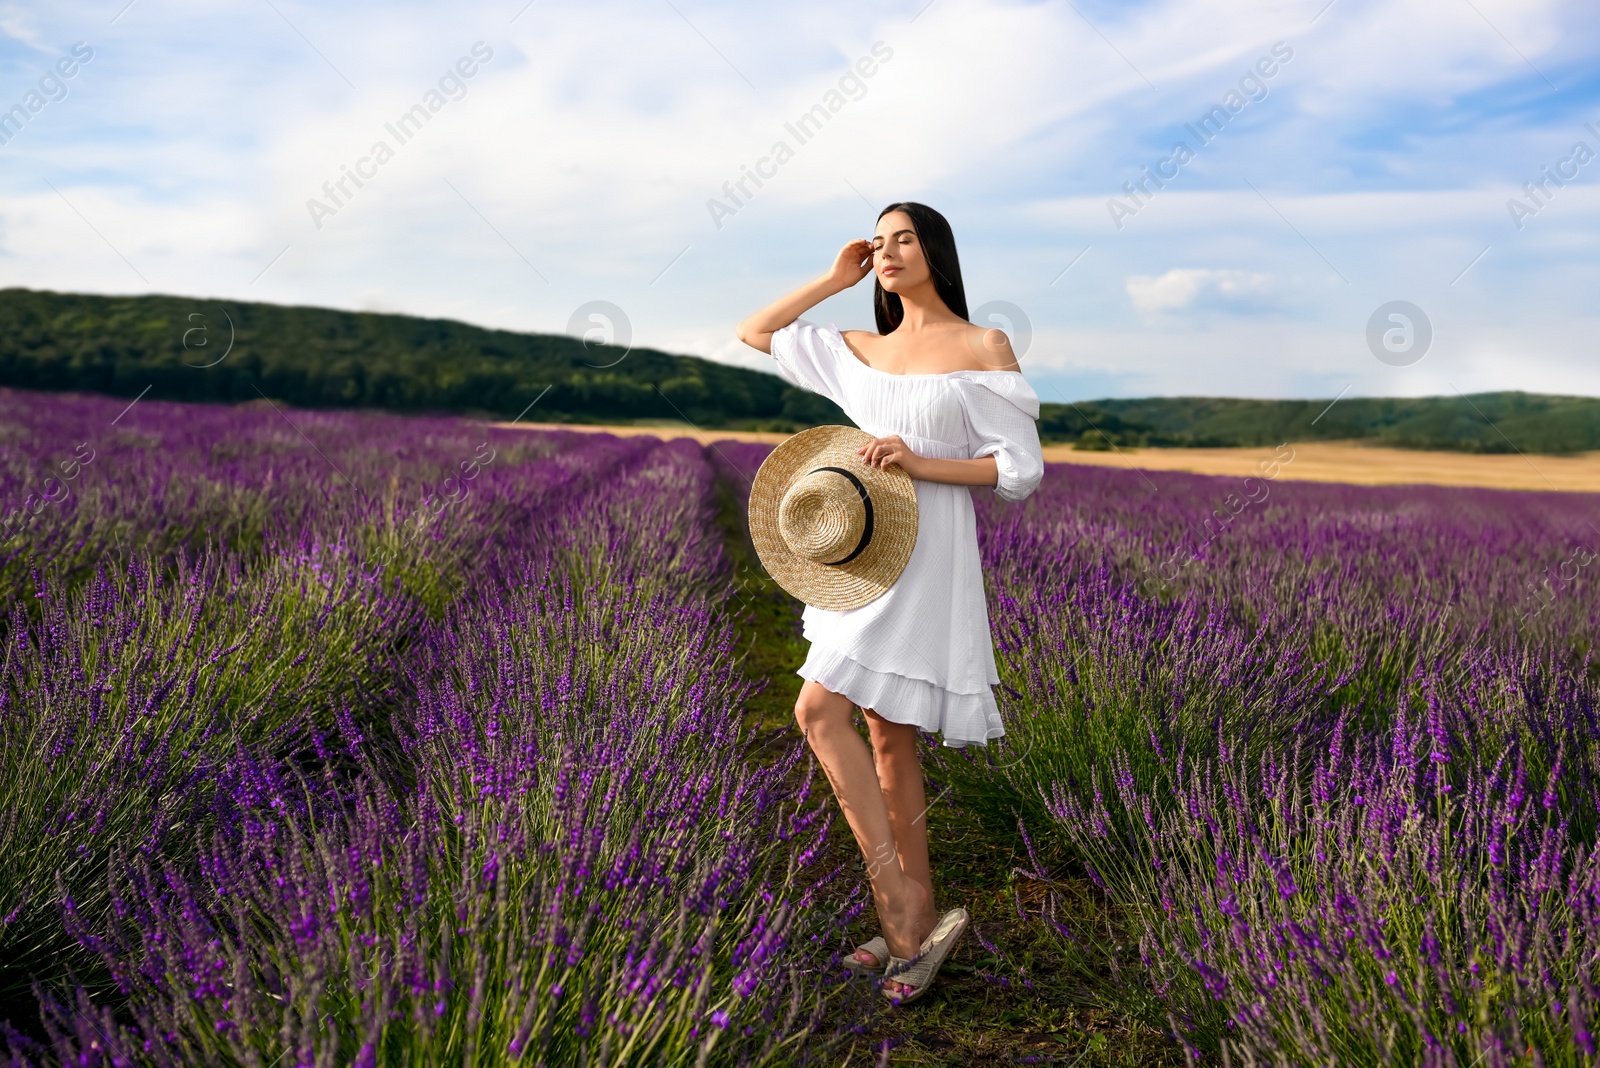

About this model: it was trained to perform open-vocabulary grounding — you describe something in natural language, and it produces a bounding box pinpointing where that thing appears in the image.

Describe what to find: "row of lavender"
[480,436,1600,1064]
[960,461,1600,1064]
[0,390,875,1067]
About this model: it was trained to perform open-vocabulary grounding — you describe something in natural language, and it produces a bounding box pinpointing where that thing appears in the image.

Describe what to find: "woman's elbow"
[996,460,1044,502]
[735,319,771,354]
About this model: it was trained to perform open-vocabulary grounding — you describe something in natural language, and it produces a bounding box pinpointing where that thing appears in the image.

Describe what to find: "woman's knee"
[793,682,853,738]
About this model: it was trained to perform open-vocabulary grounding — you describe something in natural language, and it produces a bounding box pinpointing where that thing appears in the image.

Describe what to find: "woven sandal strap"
[885,910,968,988]
[856,935,889,960]
[884,954,936,987]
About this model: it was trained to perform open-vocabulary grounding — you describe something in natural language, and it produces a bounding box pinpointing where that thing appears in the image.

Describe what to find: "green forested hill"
[0,287,848,432]
[1044,393,1600,454]
[1,288,1595,453]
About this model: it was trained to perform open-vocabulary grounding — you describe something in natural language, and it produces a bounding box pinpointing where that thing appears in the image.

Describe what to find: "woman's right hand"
[735,240,874,353]
[825,238,874,291]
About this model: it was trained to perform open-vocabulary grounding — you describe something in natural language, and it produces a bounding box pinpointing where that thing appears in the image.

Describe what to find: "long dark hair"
[872,201,969,335]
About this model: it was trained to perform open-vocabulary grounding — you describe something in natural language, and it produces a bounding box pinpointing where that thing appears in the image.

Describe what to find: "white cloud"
[1125,268,1276,313]
[0,6,50,52]
[0,0,1596,400]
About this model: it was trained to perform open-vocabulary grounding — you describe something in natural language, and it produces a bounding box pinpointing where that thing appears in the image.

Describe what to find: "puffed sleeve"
[958,374,1046,503]
[769,318,851,408]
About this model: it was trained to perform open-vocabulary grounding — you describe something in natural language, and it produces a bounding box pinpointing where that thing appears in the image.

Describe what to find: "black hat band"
[807,465,874,565]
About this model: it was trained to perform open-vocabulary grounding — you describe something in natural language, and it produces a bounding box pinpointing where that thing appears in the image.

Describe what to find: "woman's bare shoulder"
[838,329,880,365]
[963,324,1021,372]
[839,328,882,346]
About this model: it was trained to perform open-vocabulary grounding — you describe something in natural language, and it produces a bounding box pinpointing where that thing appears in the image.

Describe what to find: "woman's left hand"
[857,434,922,477]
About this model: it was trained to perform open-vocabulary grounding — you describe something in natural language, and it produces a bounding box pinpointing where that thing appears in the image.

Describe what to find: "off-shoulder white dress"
[768,318,1046,748]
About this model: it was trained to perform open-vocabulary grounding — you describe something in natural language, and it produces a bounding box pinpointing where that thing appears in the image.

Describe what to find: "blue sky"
[1,0,1597,406]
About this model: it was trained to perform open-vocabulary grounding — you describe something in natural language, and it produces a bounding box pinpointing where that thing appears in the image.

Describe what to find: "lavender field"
[2,386,1597,1066]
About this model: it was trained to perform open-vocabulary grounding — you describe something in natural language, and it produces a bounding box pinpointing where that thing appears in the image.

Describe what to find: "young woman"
[734,202,1046,1003]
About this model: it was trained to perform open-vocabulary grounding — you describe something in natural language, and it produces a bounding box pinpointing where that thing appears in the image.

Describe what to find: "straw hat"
[748,425,919,611]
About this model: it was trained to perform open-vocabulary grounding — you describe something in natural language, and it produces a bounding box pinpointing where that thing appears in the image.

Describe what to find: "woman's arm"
[734,239,874,354]
[906,455,1001,488]
[856,437,1001,489]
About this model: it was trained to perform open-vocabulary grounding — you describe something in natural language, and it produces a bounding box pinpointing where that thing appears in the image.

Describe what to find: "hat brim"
[748,425,919,611]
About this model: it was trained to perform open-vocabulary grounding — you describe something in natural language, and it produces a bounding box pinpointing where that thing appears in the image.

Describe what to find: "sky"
[0,0,1597,407]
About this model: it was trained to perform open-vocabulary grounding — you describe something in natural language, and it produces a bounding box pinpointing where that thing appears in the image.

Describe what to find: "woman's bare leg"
[860,706,936,996]
[794,681,938,976]
[862,706,934,902]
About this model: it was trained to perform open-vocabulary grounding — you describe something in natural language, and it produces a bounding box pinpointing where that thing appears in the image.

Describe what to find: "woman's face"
[872,211,928,293]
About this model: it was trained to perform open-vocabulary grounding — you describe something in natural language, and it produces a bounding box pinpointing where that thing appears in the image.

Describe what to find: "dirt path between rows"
[692,438,1178,1066]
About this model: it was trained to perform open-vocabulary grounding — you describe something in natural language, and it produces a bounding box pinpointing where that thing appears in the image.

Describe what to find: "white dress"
[768,318,1046,748]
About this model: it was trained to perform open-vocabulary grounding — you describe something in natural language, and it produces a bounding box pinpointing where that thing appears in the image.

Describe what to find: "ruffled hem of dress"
[797,643,1006,749]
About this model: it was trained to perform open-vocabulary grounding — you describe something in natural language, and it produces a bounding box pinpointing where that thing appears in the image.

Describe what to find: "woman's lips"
[882,267,901,275]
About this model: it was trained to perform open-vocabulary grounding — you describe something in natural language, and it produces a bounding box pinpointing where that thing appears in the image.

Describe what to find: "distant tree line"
[0,288,848,432]
[1,288,1595,453]
[1044,394,1600,454]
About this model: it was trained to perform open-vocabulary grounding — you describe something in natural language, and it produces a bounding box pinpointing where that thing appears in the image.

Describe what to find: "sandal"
[880,907,969,1005]
[842,935,889,976]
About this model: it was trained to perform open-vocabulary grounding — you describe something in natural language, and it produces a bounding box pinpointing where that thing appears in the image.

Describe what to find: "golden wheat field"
[486,421,1600,494]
